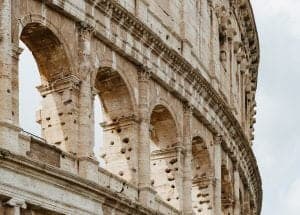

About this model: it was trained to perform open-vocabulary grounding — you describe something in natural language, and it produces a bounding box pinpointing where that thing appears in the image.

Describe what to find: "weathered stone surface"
[0,0,261,214]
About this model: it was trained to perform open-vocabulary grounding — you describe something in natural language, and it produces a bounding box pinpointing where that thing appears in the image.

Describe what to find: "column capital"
[37,75,81,96]
[137,65,151,81]
[214,134,224,145]
[5,198,27,209]
[183,101,194,114]
[76,21,95,40]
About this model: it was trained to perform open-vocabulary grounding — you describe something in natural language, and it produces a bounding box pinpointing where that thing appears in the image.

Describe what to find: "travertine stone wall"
[0,0,261,214]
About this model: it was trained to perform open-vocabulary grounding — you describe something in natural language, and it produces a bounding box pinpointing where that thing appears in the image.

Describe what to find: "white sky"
[18,1,300,214]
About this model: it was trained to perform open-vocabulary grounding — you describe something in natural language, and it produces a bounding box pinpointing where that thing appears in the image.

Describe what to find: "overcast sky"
[18,1,300,214]
[251,0,300,214]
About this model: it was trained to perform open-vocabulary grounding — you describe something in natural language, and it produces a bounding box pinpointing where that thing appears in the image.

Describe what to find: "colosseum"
[0,0,261,214]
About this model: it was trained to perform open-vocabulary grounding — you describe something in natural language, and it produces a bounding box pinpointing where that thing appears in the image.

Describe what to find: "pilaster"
[0,0,22,154]
[137,65,152,206]
[233,163,240,215]
[182,102,193,215]
[213,135,222,215]
[77,21,95,158]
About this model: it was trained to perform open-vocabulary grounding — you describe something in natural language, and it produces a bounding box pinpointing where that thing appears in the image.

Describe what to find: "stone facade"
[0,0,261,214]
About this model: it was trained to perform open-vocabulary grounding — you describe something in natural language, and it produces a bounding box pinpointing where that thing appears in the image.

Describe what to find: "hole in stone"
[119,171,124,176]
[61,122,66,126]
[46,117,50,121]
[116,128,122,133]
[122,137,129,143]
[110,141,114,145]
[120,147,126,154]
[7,89,10,93]
[151,179,155,186]
[165,168,171,173]
[58,112,63,116]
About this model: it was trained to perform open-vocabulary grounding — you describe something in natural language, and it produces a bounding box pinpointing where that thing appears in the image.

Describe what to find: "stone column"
[176,145,184,211]
[4,198,26,215]
[233,163,240,215]
[182,102,193,215]
[77,21,95,158]
[137,66,153,206]
[0,0,21,153]
[209,3,221,90]
[11,45,23,126]
[213,135,222,215]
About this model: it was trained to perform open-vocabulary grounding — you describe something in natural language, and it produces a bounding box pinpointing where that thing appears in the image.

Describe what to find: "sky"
[18,1,300,214]
[251,0,300,214]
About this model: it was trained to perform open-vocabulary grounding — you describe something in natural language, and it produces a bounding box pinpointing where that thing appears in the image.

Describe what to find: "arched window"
[19,22,73,153]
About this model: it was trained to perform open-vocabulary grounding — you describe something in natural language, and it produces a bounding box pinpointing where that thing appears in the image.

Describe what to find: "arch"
[149,98,182,140]
[18,19,75,152]
[191,136,213,214]
[18,14,74,77]
[94,67,136,121]
[149,104,180,209]
[94,66,139,185]
[20,21,72,83]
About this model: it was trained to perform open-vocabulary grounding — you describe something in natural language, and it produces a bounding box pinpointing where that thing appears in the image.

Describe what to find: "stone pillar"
[0,0,21,153]
[4,198,27,215]
[77,21,95,158]
[176,145,184,211]
[213,135,222,215]
[11,45,23,126]
[137,66,153,205]
[233,163,240,215]
[182,102,193,215]
[37,76,80,153]
[209,3,221,90]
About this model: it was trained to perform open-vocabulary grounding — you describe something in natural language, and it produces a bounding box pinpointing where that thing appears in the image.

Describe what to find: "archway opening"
[19,22,73,152]
[150,104,180,209]
[191,136,212,214]
[95,67,138,184]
